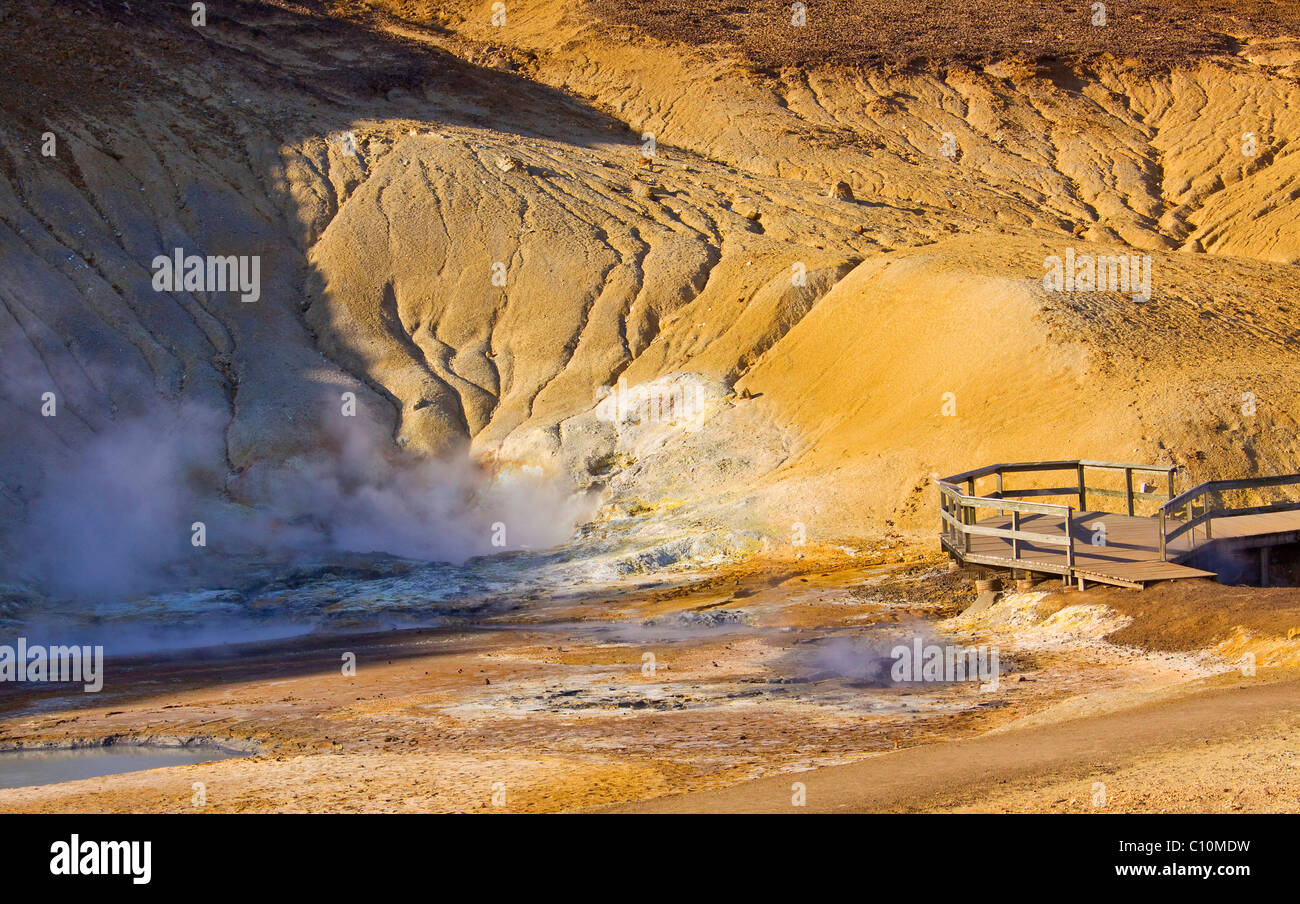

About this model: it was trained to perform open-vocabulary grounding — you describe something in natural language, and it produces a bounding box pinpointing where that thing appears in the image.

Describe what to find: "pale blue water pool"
[0,745,243,790]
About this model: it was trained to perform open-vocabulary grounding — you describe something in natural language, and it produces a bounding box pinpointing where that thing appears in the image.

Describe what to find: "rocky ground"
[2,1,1300,813]
[5,0,1300,572]
[1,546,1296,813]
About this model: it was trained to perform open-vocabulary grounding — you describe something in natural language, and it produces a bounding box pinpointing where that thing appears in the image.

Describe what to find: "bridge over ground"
[938,460,1300,589]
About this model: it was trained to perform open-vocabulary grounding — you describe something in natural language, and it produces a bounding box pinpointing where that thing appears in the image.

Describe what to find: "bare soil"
[1073,580,1300,652]
[1,549,1297,813]
[588,0,1300,70]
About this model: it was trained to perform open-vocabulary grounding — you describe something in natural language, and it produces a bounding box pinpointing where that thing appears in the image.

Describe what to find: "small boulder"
[964,590,999,615]
[827,180,855,201]
[731,197,761,220]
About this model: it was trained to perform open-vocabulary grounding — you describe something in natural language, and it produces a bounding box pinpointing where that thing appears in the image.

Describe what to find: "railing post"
[1167,469,1175,503]
[1159,508,1167,561]
[942,493,948,541]
[1124,467,1134,516]
[1011,509,1020,560]
[1077,464,1086,511]
[1065,506,1075,575]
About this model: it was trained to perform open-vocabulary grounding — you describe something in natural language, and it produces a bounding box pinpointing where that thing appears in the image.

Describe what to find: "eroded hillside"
[3,0,1300,580]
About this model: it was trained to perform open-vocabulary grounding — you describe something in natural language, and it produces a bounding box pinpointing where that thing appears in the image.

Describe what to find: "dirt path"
[599,674,1300,813]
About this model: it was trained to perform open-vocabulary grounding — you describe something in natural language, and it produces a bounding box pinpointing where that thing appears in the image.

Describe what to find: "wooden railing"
[938,482,1076,570]
[1158,473,1300,560]
[938,460,1178,573]
[940,459,1176,514]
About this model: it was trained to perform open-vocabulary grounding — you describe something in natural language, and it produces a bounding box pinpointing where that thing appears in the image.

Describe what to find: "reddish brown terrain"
[1,1,1299,812]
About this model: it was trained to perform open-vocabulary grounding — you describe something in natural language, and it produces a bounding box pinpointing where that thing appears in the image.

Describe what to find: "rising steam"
[4,402,591,602]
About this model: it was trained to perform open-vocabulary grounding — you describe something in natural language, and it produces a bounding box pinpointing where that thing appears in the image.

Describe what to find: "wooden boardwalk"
[958,511,1215,588]
[938,461,1300,588]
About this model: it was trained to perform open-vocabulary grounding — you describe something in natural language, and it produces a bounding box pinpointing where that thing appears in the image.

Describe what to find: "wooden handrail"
[1156,473,1300,560]
[938,459,1175,524]
[939,491,1070,517]
[938,480,1075,571]
[939,459,1176,486]
[945,461,1300,568]
[1163,473,1300,514]
[938,507,1070,547]
[940,460,1169,577]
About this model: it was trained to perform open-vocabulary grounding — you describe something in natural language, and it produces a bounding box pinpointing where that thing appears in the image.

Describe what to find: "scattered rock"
[731,197,760,220]
[866,93,903,115]
[827,180,855,201]
[964,590,999,615]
